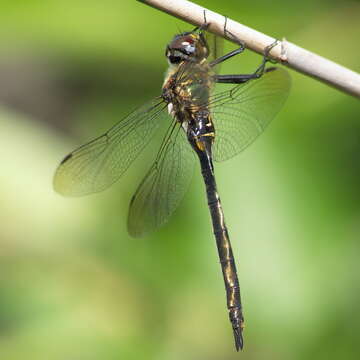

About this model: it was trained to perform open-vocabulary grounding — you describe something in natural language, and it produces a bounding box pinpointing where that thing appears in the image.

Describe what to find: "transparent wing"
[127,124,195,238]
[204,30,224,74]
[54,98,169,196]
[210,67,291,162]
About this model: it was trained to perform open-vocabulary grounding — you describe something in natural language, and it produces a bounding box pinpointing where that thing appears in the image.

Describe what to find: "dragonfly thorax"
[162,56,215,148]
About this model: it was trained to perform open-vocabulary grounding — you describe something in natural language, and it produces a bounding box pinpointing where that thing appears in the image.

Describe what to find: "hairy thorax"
[162,61,214,123]
[162,61,216,151]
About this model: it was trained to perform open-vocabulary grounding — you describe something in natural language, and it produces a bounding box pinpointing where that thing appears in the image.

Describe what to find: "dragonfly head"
[166,31,209,65]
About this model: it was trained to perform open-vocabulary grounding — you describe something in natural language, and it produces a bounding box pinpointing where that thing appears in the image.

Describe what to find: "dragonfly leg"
[193,10,210,32]
[214,65,278,84]
[223,15,246,50]
[252,40,280,77]
[209,47,245,67]
[209,16,246,68]
[214,40,280,84]
[214,73,261,84]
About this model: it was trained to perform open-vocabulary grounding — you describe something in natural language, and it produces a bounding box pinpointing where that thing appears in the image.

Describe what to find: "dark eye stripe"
[169,56,182,64]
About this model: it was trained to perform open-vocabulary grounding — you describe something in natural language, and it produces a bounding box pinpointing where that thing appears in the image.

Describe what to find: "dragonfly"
[54,19,290,350]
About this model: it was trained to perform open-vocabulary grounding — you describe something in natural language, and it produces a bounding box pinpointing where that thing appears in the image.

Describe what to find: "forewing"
[204,30,224,74]
[127,125,195,238]
[211,67,291,162]
[54,98,168,196]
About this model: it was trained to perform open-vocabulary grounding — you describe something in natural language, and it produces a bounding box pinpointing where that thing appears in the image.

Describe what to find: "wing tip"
[127,222,147,238]
[265,66,277,73]
[60,152,73,165]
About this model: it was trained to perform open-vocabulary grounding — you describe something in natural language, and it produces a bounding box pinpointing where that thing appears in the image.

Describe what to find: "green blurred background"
[1,0,359,359]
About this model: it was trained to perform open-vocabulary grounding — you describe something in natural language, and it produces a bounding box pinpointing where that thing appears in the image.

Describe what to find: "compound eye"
[181,39,196,54]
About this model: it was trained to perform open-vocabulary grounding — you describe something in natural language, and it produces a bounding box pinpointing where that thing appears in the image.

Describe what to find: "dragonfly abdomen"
[196,141,244,350]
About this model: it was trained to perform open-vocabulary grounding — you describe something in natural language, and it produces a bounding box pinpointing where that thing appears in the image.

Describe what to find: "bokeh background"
[1,0,359,359]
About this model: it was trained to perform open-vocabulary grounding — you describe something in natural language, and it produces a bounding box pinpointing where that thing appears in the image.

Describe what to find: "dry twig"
[138,0,360,99]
